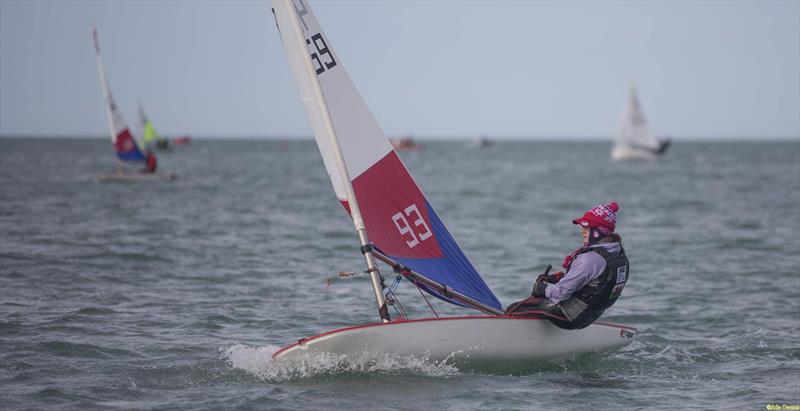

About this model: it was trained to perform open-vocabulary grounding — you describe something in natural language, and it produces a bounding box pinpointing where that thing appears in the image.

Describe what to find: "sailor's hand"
[546,271,565,283]
[532,274,548,297]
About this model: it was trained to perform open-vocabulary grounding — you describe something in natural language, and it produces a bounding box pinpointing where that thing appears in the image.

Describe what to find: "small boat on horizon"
[469,134,494,148]
[171,135,192,145]
[391,135,424,151]
[611,84,671,161]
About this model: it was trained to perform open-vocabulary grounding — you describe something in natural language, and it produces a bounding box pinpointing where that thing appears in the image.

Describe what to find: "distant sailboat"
[171,135,192,146]
[469,134,494,148]
[611,84,671,161]
[391,134,424,151]
[139,104,171,151]
[270,0,634,369]
[92,25,174,182]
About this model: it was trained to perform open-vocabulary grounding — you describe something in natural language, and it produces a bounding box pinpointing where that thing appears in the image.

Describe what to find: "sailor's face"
[581,226,590,243]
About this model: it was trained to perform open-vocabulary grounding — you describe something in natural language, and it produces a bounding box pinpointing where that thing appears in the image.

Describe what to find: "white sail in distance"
[615,84,661,151]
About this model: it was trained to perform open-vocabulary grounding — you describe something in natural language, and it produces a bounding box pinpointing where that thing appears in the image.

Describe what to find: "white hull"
[611,145,662,161]
[96,172,176,182]
[273,316,635,370]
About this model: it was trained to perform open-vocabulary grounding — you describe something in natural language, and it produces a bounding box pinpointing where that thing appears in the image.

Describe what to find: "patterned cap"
[572,202,619,232]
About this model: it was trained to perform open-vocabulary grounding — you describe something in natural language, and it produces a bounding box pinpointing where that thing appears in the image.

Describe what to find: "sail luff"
[275,0,389,322]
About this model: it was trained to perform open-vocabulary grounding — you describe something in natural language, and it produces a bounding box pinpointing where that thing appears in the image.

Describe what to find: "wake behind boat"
[92,25,175,182]
[611,84,671,160]
[270,0,634,369]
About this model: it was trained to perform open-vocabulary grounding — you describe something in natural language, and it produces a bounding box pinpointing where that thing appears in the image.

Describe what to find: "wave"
[221,343,460,381]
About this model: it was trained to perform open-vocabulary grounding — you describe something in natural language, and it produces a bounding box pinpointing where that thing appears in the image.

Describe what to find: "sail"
[92,25,146,162]
[272,0,501,311]
[615,85,661,151]
[139,104,164,148]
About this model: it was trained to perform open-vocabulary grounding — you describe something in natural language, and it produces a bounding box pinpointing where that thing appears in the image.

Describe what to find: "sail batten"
[273,0,501,312]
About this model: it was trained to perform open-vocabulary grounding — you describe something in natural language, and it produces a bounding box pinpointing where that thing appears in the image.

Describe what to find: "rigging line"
[397,296,408,319]
[384,273,408,319]
[388,274,402,293]
[390,265,439,318]
[394,298,408,319]
[391,292,409,320]
[388,296,407,320]
[411,277,439,318]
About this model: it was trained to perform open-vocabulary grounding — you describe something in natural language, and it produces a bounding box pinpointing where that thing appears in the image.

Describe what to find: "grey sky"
[1,0,798,139]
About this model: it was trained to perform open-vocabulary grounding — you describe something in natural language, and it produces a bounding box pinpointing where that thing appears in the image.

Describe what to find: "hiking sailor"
[507,202,630,330]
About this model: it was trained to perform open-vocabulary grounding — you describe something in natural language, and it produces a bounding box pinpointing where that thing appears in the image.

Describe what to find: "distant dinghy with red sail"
[270,0,635,369]
[91,25,175,182]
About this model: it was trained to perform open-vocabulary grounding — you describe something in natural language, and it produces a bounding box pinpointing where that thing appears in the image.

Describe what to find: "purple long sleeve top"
[545,242,621,304]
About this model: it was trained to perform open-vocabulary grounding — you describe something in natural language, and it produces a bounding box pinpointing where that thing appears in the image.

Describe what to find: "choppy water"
[1,137,798,410]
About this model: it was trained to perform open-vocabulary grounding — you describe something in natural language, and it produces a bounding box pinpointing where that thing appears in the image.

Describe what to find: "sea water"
[1,138,798,410]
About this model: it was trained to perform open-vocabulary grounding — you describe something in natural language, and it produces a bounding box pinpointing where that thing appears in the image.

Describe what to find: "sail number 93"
[392,204,433,248]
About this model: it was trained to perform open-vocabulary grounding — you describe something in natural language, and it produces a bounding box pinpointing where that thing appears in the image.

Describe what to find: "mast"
[281,1,390,322]
[92,24,117,145]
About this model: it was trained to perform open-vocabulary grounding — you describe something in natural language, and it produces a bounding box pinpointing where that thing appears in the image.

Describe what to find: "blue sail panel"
[390,201,502,311]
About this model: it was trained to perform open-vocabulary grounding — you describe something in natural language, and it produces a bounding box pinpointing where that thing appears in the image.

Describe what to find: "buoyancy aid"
[144,153,157,173]
[550,244,630,330]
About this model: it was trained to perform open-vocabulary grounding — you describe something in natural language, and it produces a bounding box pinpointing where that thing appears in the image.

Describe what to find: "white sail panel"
[93,26,129,141]
[615,85,660,150]
[273,0,392,202]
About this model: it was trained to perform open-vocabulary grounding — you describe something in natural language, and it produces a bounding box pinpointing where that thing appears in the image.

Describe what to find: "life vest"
[144,153,157,173]
[550,244,629,330]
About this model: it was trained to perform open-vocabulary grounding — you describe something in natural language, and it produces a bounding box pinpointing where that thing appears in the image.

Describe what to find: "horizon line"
[1,133,799,142]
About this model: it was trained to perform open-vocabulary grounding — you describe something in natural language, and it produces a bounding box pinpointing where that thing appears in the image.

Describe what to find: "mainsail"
[139,104,169,149]
[92,25,146,162]
[615,84,661,151]
[272,0,502,312]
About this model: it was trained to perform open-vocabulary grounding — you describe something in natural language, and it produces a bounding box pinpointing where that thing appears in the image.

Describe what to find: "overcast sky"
[1,0,798,139]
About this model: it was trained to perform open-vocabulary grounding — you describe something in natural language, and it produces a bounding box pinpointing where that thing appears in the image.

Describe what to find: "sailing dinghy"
[611,84,671,161]
[92,25,175,182]
[139,103,171,151]
[271,0,635,369]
